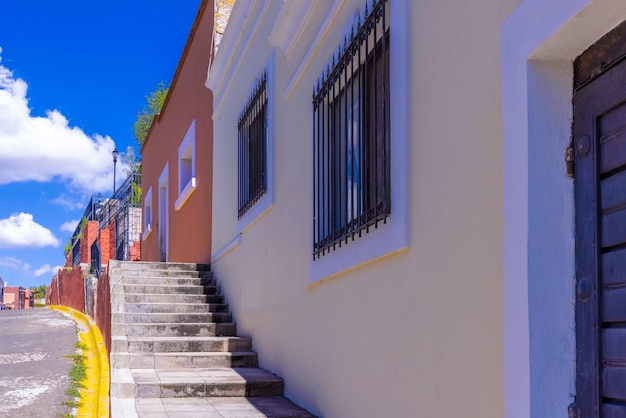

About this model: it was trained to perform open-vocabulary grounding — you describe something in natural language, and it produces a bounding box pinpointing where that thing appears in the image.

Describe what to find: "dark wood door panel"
[602,209,626,248]
[600,128,626,175]
[602,287,626,322]
[602,248,626,285]
[604,403,626,418]
[603,366,626,401]
[602,170,626,211]
[603,328,626,360]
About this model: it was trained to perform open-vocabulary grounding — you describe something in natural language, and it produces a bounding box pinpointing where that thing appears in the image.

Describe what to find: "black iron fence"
[70,173,142,267]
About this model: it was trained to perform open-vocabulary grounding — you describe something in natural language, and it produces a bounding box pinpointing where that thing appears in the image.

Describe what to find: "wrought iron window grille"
[238,71,268,218]
[312,0,390,259]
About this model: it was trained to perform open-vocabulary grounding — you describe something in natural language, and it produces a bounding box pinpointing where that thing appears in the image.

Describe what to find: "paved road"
[0,308,78,417]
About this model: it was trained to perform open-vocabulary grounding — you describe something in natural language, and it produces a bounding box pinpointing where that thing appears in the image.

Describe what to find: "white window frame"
[237,54,275,233]
[158,163,169,262]
[142,186,153,241]
[175,120,197,210]
[310,0,410,283]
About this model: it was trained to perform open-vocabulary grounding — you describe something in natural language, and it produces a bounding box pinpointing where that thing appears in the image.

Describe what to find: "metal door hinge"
[568,402,579,418]
[566,146,575,178]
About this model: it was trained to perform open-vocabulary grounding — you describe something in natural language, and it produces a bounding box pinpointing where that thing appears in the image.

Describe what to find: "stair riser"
[123,303,228,314]
[121,323,237,337]
[115,262,210,271]
[123,285,220,295]
[124,339,252,353]
[135,381,284,398]
[122,277,216,286]
[127,354,257,369]
[118,313,232,323]
[124,294,224,304]
[120,270,213,278]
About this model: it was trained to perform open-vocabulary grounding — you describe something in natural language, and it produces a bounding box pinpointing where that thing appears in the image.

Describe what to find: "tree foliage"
[29,284,48,299]
[133,81,169,149]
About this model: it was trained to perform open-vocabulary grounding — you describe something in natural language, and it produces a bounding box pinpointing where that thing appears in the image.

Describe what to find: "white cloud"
[34,264,63,278]
[0,50,120,193]
[51,195,86,211]
[59,219,79,233]
[0,256,31,272]
[0,213,60,248]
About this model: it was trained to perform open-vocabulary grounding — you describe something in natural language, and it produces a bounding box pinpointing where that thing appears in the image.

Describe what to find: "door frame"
[158,162,169,262]
[502,1,626,417]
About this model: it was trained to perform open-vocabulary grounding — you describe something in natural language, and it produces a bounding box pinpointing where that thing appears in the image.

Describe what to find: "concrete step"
[113,336,253,354]
[124,293,225,304]
[123,302,229,314]
[131,368,284,398]
[122,276,217,286]
[123,284,221,295]
[116,312,232,324]
[135,396,316,417]
[121,351,258,369]
[115,261,211,272]
[119,322,237,338]
[120,269,213,279]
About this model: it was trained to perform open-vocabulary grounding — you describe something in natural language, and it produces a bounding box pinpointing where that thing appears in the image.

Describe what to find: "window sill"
[142,225,152,241]
[175,178,197,210]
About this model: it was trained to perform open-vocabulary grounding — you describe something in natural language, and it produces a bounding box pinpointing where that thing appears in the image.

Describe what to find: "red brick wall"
[52,267,85,312]
[79,221,99,264]
[95,266,112,356]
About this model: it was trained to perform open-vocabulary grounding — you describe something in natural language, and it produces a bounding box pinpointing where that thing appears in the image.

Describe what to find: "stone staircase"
[109,260,314,418]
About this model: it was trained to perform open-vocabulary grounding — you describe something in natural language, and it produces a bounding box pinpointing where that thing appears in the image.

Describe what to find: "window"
[238,71,268,218]
[175,120,197,210]
[142,186,153,240]
[313,0,390,258]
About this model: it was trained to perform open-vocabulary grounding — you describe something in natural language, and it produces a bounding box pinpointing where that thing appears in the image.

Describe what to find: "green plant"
[61,342,88,416]
[131,181,142,207]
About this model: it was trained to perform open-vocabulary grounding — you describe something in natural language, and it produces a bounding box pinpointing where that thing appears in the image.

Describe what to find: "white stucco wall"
[209,0,512,416]
[502,1,626,417]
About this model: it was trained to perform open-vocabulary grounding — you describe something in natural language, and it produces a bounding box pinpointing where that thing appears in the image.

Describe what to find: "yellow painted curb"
[50,306,110,418]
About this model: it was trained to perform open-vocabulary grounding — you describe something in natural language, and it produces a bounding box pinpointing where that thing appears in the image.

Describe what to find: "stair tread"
[131,367,283,384]
[119,336,250,341]
[130,351,257,357]
[135,396,316,418]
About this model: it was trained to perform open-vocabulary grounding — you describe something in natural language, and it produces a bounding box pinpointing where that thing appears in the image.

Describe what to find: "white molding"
[211,234,242,264]
[176,120,197,210]
[158,162,169,262]
[206,0,253,92]
[237,54,276,234]
[283,0,346,101]
[269,0,320,59]
[208,0,273,118]
[142,186,153,241]
[174,178,197,210]
[310,0,410,283]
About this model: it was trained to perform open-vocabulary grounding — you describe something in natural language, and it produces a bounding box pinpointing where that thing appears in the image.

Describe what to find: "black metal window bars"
[313,0,390,259]
[238,71,268,218]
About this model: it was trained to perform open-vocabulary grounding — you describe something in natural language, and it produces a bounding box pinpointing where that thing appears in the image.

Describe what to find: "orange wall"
[141,0,214,264]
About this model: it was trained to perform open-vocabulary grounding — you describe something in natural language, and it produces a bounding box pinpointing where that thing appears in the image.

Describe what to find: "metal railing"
[70,173,142,267]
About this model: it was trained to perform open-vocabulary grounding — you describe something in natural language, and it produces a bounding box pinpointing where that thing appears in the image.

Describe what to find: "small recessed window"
[175,120,197,210]
[143,186,153,241]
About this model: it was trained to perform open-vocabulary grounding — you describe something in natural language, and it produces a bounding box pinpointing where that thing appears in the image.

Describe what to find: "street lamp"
[112,148,119,195]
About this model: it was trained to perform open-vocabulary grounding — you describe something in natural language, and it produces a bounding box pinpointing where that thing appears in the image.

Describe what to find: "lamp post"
[112,148,119,195]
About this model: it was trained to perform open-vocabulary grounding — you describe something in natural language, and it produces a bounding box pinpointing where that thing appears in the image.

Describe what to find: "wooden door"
[574,19,626,417]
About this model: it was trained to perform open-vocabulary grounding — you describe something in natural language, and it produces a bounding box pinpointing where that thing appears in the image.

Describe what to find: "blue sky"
[0,0,202,289]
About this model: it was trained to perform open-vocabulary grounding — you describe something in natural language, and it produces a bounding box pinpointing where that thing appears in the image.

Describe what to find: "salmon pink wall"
[141,0,214,264]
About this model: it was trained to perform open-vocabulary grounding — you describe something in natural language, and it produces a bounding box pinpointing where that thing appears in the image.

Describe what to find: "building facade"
[205,0,626,417]
[207,0,504,416]
[140,0,217,264]
[4,287,25,310]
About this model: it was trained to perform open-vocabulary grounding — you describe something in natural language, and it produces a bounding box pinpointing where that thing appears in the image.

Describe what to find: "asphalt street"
[0,308,78,417]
